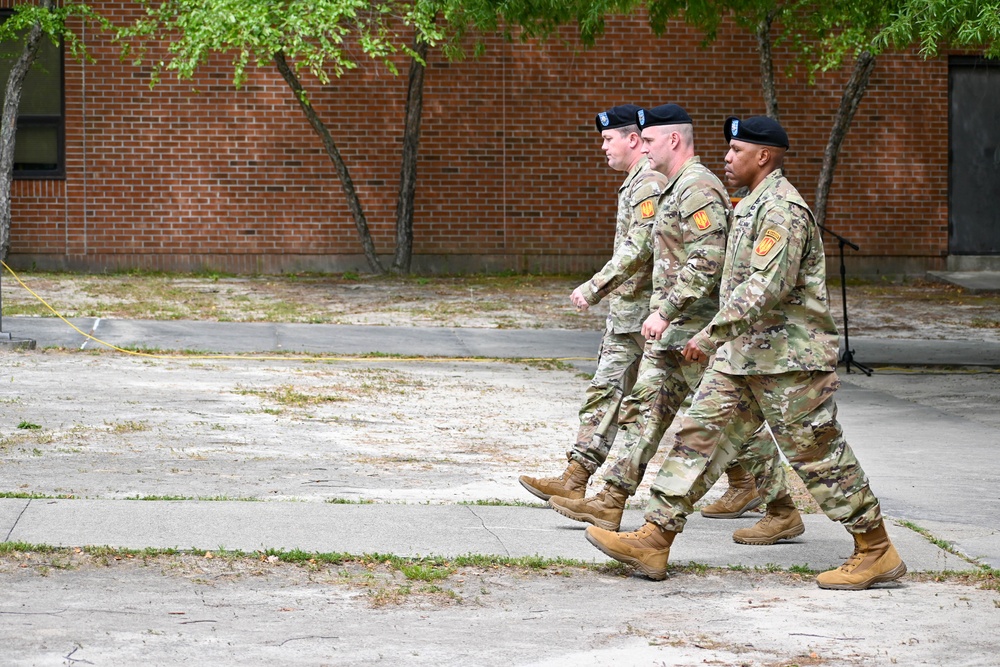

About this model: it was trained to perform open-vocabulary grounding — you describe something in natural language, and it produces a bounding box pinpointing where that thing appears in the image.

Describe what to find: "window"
[0,10,64,179]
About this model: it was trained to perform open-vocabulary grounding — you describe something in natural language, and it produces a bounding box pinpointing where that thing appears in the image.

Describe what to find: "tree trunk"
[272,50,386,275]
[390,34,429,275]
[814,50,877,230]
[0,0,51,262]
[756,9,780,122]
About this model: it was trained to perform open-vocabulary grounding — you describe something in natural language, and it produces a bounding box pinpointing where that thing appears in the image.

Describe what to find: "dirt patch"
[3,270,999,665]
[5,271,1000,339]
[1,550,997,666]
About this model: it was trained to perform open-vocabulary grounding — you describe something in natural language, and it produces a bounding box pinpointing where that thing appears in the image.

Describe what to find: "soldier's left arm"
[653,187,728,324]
[579,178,659,305]
[703,204,809,346]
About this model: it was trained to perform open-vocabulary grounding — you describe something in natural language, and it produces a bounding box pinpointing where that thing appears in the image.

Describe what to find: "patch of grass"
[0,541,62,555]
[17,420,41,430]
[2,303,51,317]
[105,419,150,434]
[325,497,376,504]
[0,491,77,500]
[458,498,547,508]
[517,358,576,372]
[124,494,261,502]
[235,383,347,407]
[400,563,453,582]
[368,585,412,607]
[897,519,964,556]
[261,548,352,565]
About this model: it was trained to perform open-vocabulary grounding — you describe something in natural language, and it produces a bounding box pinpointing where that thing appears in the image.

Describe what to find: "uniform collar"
[663,155,701,191]
[735,168,783,216]
[620,156,650,192]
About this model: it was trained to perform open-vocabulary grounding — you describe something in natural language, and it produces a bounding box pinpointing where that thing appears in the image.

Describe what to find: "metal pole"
[0,263,9,340]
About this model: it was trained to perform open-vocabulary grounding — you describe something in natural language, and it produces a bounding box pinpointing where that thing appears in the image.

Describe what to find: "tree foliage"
[120,0,443,87]
[878,0,1000,57]
[0,1,103,57]
[118,0,645,274]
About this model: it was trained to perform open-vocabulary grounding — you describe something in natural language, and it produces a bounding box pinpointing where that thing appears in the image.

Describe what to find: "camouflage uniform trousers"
[567,328,646,473]
[601,345,789,502]
[645,367,882,534]
[740,423,790,506]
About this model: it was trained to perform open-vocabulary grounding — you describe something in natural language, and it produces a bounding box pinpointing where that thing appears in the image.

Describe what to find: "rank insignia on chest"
[693,210,711,230]
[640,200,656,218]
[754,229,782,256]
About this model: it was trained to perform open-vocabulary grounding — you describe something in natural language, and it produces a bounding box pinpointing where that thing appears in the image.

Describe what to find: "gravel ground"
[2,271,999,666]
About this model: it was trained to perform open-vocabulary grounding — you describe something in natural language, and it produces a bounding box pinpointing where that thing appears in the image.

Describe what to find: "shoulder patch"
[640,199,656,219]
[749,225,789,271]
[754,228,782,256]
[682,200,726,239]
[692,210,711,230]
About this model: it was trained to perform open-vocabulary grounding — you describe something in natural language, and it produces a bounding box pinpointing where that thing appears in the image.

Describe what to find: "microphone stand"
[817,223,872,376]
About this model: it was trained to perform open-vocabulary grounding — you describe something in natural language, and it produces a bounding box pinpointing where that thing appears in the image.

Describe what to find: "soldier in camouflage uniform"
[519,105,667,502]
[549,105,796,543]
[586,116,907,591]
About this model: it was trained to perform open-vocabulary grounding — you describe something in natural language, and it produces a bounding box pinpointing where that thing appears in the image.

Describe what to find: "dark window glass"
[0,10,64,179]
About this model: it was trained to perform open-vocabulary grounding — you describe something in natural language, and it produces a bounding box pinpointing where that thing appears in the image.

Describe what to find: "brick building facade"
[5,3,979,276]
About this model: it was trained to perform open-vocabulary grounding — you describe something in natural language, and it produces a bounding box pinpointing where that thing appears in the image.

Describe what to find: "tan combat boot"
[548,483,628,531]
[732,493,805,545]
[518,461,590,501]
[700,464,762,518]
[585,522,676,580]
[816,522,907,590]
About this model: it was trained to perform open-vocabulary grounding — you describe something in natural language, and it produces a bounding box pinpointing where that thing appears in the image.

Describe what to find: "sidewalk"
[2,315,998,573]
[7,315,1000,366]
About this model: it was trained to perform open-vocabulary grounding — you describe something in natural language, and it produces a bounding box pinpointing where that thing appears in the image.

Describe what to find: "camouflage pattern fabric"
[565,157,665,471]
[567,330,645,472]
[601,346,790,500]
[601,345,707,494]
[644,172,881,534]
[595,156,745,493]
[647,157,731,350]
[737,423,790,505]
[645,368,881,534]
[578,157,666,334]
[696,169,839,373]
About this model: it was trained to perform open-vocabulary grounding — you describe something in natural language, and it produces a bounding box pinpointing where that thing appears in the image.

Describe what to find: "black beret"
[636,104,693,130]
[596,104,642,132]
[724,116,789,149]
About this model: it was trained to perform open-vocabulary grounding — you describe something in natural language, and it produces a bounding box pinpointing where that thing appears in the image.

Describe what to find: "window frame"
[1,8,66,181]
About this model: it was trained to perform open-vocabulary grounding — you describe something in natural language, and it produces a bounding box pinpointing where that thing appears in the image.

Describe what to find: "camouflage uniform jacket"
[647,156,731,351]
[578,157,665,333]
[702,169,839,374]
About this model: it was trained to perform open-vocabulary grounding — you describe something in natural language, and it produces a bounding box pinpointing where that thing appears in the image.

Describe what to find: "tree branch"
[0,0,53,262]
[272,50,385,275]
[814,50,877,229]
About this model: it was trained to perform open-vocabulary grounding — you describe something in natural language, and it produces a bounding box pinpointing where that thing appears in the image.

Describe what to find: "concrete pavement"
[2,314,999,574]
[6,314,1000,366]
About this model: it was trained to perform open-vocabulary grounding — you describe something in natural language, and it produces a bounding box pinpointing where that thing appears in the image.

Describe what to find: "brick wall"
[7,3,951,275]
